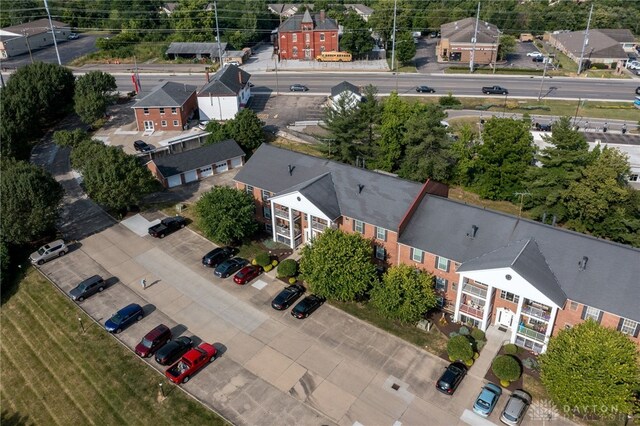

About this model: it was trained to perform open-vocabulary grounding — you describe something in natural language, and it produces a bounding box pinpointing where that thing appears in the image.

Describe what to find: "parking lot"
[0,34,99,69]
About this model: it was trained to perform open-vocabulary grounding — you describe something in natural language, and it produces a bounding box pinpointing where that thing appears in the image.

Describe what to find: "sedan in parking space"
[133,140,152,152]
[104,303,144,333]
[202,246,234,268]
[148,216,187,238]
[155,336,193,365]
[526,51,543,57]
[233,265,262,285]
[291,294,325,319]
[435,362,467,395]
[416,85,436,93]
[289,84,309,92]
[500,389,532,425]
[473,382,503,417]
[214,257,249,278]
[271,284,305,310]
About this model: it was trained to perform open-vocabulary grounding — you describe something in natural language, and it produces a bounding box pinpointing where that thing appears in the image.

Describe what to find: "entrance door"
[143,121,154,131]
[497,308,515,329]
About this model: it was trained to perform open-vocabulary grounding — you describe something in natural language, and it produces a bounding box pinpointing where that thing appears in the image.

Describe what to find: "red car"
[233,265,262,285]
[165,342,217,384]
[135,324,171,358]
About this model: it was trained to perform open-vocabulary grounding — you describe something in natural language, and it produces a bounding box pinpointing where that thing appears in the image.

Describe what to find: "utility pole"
[390,0,398,85]
[577,3,593,75]
[22,29,34,64]
[492,29,501,74]
[43,0,61,65]
[469,2,480,73]
[213,0,223,66]
[537,57,549,100]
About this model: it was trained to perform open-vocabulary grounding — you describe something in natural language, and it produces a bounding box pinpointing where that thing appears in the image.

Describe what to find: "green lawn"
[0,269,227,426]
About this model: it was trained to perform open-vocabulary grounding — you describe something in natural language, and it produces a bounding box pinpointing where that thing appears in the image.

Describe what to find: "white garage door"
[215,161,228,173]
[184,170,198,183]
[167,175,182,188]
[230,157,243,168]
[200,165,214,178]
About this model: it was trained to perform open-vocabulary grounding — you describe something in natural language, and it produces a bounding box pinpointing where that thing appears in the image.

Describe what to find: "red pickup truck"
[165,342,217,384]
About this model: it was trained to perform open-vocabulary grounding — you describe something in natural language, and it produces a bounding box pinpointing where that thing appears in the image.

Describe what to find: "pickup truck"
[148,216,186,238]
[165,342,217,384]
[482,86,509,95]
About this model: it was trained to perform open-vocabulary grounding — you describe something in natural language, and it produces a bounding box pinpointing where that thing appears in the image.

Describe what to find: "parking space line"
[460,409,498,426]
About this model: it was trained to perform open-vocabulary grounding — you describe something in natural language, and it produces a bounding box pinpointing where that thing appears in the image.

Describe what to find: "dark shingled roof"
[165,42,227,57]
[331,81,361,98]
[279,12,339,31]
[198,64,251,96]
[399,195,640,322]
[1,18,69,37]
[152,139,244,177]
[552,30,628,59]
[441,17,500,44]
[234,144,422,230]
[133,81,197,108]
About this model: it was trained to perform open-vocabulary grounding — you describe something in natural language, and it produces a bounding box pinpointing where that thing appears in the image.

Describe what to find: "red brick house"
[132,81,198,133]
[234,144,640,353]
[276,9,339,60]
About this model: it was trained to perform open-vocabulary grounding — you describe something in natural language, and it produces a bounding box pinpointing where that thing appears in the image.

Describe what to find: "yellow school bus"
[316,51,353,62]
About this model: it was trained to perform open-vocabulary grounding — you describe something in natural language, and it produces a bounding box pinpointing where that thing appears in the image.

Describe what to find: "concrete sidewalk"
[469,326,508,380]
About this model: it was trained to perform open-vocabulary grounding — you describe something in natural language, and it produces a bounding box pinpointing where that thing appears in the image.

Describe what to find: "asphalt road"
[113,72,640,102]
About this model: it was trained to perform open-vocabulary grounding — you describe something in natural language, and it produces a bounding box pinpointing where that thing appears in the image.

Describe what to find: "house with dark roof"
[147,139,244,188]
[234,143,640,353]
[329,81,362,110]
[165,42,228,62]
[548,29,635,66]
[276,10,339,60]
[437,17,500,64]
[0,18,71,58]
[132,81,198,133]
[197,64,251,121]
[345,4,374,22]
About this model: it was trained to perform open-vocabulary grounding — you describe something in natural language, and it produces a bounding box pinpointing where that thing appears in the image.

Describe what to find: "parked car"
[500,390,532,425]
[233,265,262,285]
[531,56,544,63]
[636,86,640,95]
[69,275,105,302]
[214,257,249,278]
[271,284,305,310]
[67,32,79,40]
[155,336,193,365]
[135,324,171,358]
[526,51,543,57]
[289,84,309,92]
[133,140,152,152]
[416,85,436,93]
[30,239,67,265]
[202,246,234,267]
[435,362,467,395]
[148,216,186,238]
[104,303,144,333]
[534,122,552,132]
[165,342,217,384]
[626,60,640,70]
[473,382,503,417]
[291,295,325,319]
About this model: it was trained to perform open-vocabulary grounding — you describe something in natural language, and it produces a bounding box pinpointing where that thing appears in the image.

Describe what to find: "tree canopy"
[339,11,375,59]
[195,186,258,244]
[74,71,117,124]
[204,109,264,152]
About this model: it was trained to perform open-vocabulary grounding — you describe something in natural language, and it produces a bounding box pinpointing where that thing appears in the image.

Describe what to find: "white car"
[526,51,543,58]
[626,61,640,70]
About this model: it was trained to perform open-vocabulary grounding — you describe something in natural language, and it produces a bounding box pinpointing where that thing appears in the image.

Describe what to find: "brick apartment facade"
[234,144,640,353]
[275,9,339,60]
[132,82,198,132]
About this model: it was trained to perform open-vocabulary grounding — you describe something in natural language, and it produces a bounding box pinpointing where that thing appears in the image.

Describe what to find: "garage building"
[146,139,245,188]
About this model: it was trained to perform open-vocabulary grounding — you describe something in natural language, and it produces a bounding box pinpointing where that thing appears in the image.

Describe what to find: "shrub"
[277,259,298,278]
[473,352,479,360]
[263,264,273,272]
[471,328,485,341]
[458,326,470,335]
[271,259,278,266]
[447,335,473,362]
[288,277,297,284]
[254,252,271,267]
[476,340,487,352]
[522,357,540,371]
[439,93,462,108]
[504,343,519,355]
[448,331,459,338]
[492,355,522,383]
[464,359,474,367]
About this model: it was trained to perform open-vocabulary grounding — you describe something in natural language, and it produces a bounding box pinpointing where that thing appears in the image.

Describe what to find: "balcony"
[517,325,547,343]
[275,225,290,236]
[274,208,289,219]
[459,304,484,319]
[521,303,552,322]
[311,221,328,231]
[462,282,488,299]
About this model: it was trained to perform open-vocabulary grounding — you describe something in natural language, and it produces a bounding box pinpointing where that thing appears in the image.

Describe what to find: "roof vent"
[288,164,295,176]
[578,256,588,271]
[467,225,479,239]
[358,184,364,194]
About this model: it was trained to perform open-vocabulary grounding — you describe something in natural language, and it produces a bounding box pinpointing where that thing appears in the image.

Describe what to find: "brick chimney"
[320,9,325,21]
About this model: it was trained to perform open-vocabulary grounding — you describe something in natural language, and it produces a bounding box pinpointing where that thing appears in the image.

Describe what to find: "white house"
[330,81,362,110]
[197,65,251,121]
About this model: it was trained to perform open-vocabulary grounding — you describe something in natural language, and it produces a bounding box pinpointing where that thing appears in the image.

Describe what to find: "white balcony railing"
[462,282,488,299]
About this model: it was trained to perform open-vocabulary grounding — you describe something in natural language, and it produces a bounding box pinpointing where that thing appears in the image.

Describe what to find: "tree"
[540,320,640,418]
[339,11,375,59]
[369,264,437,323]
[357,85,382,151]
[471,118,535,200]
[497,35,517,60]
[447,335,474,362]
[372,92,411,172]
[320,92,367,163]
[299,228,377,301]
[395,31,417,65]
[277,259,298,278]
[53,129,91,148]
[226,109,264,152]
[204,121,232,145]
[0,159,63,245]
[74,71,117,124]
[491,355,522,385]
[195,186,258,244]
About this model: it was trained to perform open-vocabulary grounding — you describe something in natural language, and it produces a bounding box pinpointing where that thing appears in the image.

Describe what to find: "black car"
[271,284,305,310]
[291,295,325,319]
[436,362,467,395]
[148,216,187,238]
[154,336,193,365]
[69,275,105,302]
[133,140,152,152]
[531,56,544,63]
[289,84,309,92]
[416,86,435,93]
[534,122,552,132]
[214,257,249,278]
[636,86,640,95]
[202,246,234,267]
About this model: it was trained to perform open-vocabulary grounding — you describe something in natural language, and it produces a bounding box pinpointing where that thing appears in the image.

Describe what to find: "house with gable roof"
[548,29,635,67]
[234,144,640,354]
[131,81,198,132]
[197,64,252,121]
[276,9,339,60]
[329,81,362,110]
[437,17,500,64]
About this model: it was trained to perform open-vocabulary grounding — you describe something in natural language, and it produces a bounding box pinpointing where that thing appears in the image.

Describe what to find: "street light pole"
[469,2,480,73]
[390,0,398,85]
[492,29,501,74]
[43,0,61,65]
[577,3,593,75]
[537,58,549,101]
[213,1,223,65]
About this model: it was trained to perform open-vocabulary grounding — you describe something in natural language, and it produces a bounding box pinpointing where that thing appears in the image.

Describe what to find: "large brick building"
[275,9,339,60]
[437,17,500,64]
[132,81,198,132]
[234,144,640,353]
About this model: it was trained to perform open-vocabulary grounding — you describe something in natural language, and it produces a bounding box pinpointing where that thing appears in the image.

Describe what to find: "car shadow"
[142,304,157,316]
[105,276,119,288]
[170,324,188,337]
[213,343,228,357]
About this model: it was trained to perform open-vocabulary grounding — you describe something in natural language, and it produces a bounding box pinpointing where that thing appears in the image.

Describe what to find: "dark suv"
[105,303,144,333]
[134,140,152,152]
[436,362,467,395]
[135,324,172,357]
[202,246,234,267]
[69,275,106,301]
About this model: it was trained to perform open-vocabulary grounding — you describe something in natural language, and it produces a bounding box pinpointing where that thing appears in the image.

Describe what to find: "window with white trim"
[320,33,325,41]
[629,174,638,182]
[584,306,601,321]
[159,107,165,114]
[411,248,423,263]
[436,256,449,271]
[261,190,270,202]
[354,219,364,234]
[500,290,519,304]
[374,245,385,260]
[263,206,271,219]
[173,120,179,126]
[569,301,578,311]
[620,318,638,336]
[143,108,149,115]
[435,277,447,292]
[375,226,386,241]
[292,34,297,42]
[171,107,177,115]
[245,185,254,195]
[161,120,167,127]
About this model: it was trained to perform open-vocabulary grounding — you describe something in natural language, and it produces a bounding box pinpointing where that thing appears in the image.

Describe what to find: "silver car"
[30,239,67,265]
[500,389,532,425]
